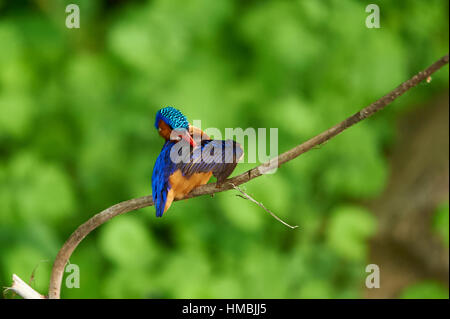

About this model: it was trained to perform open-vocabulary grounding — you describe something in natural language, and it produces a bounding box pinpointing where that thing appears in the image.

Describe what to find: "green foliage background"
[0,0,448,298]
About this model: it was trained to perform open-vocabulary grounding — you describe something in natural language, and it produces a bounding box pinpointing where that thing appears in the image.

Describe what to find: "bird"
[152,106,244,217]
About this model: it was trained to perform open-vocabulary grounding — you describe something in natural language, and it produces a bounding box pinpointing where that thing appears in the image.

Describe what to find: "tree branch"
[4,274,47,299]
[40,53,448,299]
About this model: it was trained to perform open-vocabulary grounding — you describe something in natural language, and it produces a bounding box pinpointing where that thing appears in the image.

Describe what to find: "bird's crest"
[155,106,189,130]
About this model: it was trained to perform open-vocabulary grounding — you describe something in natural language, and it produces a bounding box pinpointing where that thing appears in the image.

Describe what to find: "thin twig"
[41,53,449,299]
[231,184,298,229]
[29,260,48,287]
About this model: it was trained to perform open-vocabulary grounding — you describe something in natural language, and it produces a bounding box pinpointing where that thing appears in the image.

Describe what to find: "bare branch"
[45,53,448,299]
[4,274,47,299]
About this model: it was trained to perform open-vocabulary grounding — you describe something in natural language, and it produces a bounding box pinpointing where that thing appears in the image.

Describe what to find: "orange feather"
[162,169,213,214]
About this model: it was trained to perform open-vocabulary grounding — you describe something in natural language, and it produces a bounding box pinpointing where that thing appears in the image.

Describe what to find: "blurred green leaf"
[98,215,158,268]
[8,153,76,224]
[0,94,33,138]
[432,201,449,247]
[298,280,334,299]
[326,206,377,261]
[400,281,449,299]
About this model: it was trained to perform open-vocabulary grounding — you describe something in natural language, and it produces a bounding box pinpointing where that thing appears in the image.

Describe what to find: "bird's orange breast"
[163,170,213,214]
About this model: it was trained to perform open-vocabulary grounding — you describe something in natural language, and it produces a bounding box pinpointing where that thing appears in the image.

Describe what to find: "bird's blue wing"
[177,139,244,184]
[152,139,243,217]
[152,141,177,217]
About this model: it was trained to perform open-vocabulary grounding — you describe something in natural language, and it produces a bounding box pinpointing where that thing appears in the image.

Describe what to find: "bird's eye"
[158,127,162,132]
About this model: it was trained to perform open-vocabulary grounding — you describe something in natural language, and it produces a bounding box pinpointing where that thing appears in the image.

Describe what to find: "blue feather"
[154,106,189,130]
[152,140,178,217]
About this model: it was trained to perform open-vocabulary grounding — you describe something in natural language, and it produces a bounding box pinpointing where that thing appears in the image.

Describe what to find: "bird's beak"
[171,129,196,147]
